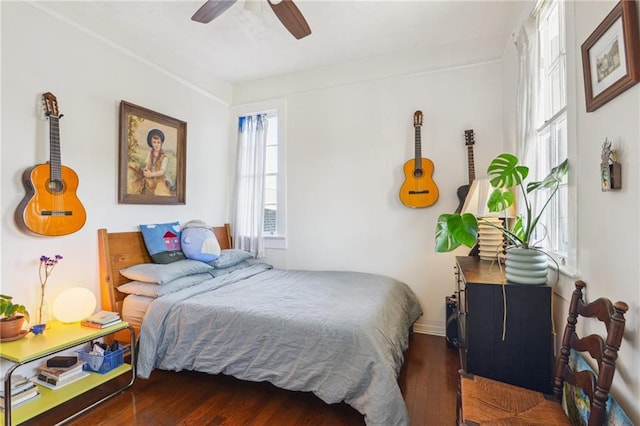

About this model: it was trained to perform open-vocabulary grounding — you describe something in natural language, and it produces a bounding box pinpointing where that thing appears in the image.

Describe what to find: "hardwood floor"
[31,334,459,425]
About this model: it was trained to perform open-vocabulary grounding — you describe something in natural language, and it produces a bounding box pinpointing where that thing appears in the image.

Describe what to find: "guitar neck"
[467,145,475,184]
[414,126,422,168]
[49,116,62,182]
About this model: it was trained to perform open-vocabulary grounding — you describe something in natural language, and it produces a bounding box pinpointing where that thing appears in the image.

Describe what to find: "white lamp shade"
[461,178,516,218]
[52,287,97,323]
[462,178,516,261]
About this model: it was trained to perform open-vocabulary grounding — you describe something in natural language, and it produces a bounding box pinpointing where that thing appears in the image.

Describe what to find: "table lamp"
[461,178,516,261]
[52,287,97,323]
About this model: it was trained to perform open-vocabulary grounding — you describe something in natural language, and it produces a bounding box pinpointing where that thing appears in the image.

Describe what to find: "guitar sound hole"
[413,169,424,178]
[47,179,64,194]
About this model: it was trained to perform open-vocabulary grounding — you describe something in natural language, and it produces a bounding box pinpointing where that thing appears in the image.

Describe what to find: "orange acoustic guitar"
[399,111,439,208]
[15,92,86,236]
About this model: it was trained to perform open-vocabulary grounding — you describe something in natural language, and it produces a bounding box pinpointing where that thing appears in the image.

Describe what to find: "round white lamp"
[52,287,97,323]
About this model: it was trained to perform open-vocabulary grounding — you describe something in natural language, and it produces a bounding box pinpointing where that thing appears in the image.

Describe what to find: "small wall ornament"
[601,138,621,191]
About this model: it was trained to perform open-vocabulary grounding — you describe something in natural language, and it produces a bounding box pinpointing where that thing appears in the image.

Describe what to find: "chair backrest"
[552,280,628,426]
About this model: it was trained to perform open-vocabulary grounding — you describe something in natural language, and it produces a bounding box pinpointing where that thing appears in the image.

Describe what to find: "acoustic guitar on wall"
[399,110,439,208]
[15,92,86,236]
[455,129,476,213]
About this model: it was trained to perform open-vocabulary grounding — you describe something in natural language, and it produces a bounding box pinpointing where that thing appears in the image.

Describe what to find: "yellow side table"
[1,321,135,425]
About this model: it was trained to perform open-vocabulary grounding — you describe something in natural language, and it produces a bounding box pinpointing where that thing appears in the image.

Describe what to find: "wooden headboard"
[97,224,232,336]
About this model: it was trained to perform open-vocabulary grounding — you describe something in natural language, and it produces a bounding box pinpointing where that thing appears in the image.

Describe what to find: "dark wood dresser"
[455,256,553,394]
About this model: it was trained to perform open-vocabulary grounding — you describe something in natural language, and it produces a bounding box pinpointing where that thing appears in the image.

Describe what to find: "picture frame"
[581,0,640,112]
[118,101,187,204]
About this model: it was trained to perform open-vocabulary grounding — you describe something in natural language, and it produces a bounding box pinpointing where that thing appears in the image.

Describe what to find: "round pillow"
[180,221,220,263]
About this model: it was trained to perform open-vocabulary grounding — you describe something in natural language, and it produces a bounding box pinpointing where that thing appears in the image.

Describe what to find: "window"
[232,100,286,252]
[532,0,568,259]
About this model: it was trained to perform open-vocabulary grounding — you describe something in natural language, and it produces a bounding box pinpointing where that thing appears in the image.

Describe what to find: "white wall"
[572,1,639,423]
[1,2,232,325]
[232,61,506,334]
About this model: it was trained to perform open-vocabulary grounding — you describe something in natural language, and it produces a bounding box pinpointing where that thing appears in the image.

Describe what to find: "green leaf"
[487,188,515,213]
[435,213,478,252]
[511,217,526,242]
[527,159,569,193]
[14,306,30,323]
[0,294,30,322]
[6,304,17,317]
[487,153,529,189]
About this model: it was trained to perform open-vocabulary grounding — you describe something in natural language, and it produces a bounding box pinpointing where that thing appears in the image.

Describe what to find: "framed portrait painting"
[581,0,640,112]
[118,101,186,204]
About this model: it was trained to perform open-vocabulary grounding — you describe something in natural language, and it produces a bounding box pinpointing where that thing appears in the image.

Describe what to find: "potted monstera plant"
[0,294,30,339]
[435,153,568,284]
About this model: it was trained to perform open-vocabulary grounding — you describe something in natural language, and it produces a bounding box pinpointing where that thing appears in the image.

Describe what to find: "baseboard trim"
[413,323,444,336]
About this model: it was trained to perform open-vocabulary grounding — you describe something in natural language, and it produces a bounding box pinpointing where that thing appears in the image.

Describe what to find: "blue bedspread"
[137,263,422,425]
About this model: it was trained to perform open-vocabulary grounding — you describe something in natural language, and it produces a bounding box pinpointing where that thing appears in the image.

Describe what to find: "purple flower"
[37,254,63,324]
[40,254,63,268]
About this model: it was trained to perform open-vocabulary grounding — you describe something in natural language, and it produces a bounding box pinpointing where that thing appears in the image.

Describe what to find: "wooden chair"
[458,280,628,425]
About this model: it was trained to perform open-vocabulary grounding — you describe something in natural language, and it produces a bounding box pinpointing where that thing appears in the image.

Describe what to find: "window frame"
[532,0,572,269]
[263,112,279,235]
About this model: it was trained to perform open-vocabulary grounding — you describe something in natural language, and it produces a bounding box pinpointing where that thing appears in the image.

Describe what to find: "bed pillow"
[210,260,252,277]
[210,249,253,269]
[120,259,213,284]
[139,221,186,264]
[117,281,164,298]
[118,273,211,298]
[181,220,220,263]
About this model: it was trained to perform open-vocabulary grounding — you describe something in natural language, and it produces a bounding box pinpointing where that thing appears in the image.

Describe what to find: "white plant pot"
[505,247,548,284]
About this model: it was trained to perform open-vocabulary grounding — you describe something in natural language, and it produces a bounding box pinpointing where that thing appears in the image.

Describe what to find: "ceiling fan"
[191,0,312,40]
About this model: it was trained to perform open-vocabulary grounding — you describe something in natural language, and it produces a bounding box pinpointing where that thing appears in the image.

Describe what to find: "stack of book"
[80,310,121,329]
[0,375,39,410]
[32,359,89,389]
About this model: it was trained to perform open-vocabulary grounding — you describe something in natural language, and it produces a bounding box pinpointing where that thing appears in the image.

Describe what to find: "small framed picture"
[581,0,640,112]
[118,101,186,204]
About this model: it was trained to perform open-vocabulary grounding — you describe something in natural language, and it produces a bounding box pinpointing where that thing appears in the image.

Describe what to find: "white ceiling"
[35,1,527,87]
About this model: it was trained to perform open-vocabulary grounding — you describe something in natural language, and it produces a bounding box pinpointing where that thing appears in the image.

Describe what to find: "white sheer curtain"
[514,16,539,163]
[232,114,268,258]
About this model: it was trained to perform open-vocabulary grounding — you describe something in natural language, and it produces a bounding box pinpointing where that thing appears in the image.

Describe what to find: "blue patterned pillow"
[139,222,186,264]
[564,349,632,425]
[181,220,220,263]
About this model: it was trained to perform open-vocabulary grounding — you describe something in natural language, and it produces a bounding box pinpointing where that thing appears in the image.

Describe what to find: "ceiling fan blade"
[267,0,311,40]
[192,0,237,24]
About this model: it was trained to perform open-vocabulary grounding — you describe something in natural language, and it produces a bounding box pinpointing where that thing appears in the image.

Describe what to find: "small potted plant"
[0,294,30,339]
[435,153,568,283]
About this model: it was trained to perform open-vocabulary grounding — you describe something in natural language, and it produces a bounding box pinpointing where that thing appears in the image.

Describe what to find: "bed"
[98,224,423,426]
